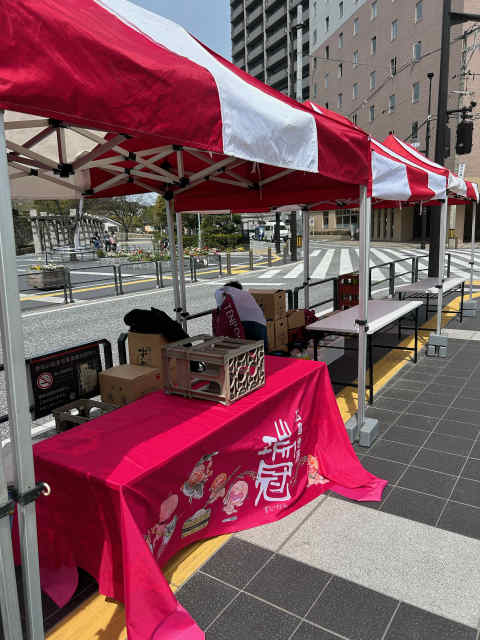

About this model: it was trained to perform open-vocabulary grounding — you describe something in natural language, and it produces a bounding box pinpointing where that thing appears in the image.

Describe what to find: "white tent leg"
[175,207,188,331]
[166,199,182,324]
[464,202,477,316]
[303,209,310,309]
[428,200,449,357]
[345,186,378,447]
[0,111,44,639]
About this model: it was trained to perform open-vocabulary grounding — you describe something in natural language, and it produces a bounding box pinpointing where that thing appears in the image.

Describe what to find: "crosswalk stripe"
[284,263,304,279]
[339,249,353,274]
[310,249,322,257]
[370,248,408,273]
[259,269,281,279]
[311,249,334,279]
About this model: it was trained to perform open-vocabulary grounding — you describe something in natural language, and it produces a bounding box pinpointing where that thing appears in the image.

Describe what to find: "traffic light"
[456,120,474,155]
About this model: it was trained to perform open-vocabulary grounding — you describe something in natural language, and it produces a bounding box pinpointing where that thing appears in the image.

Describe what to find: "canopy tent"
[383,134,479,323]
[0,2,377,639]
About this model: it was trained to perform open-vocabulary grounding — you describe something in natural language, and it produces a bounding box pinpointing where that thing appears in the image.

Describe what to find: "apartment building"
[230,0,310,100]
[309,0,480,243]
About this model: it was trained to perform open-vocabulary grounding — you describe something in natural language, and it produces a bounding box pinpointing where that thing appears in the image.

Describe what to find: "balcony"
[266,5,287,30]
[231,3,244,22]
[232,38,245,57]
[249,40,265,61]
[266,26,287,49]
[245,0,260,10]
[249,60,265,77]
[248,22,263,41]
[269,67,288,85]
[246,4,263,24]
[232,21,245,40]
[267,44,288,68]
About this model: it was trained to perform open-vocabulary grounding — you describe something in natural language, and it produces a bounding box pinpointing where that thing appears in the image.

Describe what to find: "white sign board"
[457,163,466,178]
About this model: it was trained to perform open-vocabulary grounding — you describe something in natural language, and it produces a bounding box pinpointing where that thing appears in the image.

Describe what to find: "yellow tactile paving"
[47,289,479,639]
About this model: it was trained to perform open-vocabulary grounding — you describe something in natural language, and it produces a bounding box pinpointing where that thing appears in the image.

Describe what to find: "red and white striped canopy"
[305,102,447,206]
[383,135,479,202]
[2,0,370,210]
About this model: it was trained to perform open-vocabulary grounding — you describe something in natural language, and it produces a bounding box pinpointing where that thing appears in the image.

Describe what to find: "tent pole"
[464,201,477,316]
[428,199,449,356]
[345,186,378,447]
[303,208,310,309]
[0,111,45,639]
[175,206,188,331]
[165,198,182,324]
[74,197,84,250]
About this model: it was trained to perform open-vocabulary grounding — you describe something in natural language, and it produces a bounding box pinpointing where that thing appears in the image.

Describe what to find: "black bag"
[124,307,188,341]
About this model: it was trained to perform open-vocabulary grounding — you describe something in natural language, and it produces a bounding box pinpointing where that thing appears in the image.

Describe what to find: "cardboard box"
[287,309,305,330]
[99,364,164,406]
[249,289,286,320]
[128,332,168,368]
[275,317,289,346]
[266,320,275,351]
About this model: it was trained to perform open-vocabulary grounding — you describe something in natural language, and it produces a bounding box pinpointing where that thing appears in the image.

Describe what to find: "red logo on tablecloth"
[37,372,53,390]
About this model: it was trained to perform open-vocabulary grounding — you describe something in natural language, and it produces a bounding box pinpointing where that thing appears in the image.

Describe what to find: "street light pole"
[420,72,434,250]
[429,0,451,277]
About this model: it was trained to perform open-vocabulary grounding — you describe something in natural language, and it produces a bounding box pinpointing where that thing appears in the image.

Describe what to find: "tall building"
[309,0,480,243]
[231,0,310,100]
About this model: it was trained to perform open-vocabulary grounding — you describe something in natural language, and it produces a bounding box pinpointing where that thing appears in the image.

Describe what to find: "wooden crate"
[162,335,265,405]
[52,399,119,433]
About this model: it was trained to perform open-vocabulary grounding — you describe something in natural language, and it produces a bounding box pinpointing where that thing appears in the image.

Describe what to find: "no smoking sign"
[36,372,53,390]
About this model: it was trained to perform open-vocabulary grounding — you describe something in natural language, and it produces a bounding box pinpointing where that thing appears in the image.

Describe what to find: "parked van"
[263,222,289,241]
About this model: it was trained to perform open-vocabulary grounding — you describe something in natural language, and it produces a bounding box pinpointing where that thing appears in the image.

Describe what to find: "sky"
[131,0,232,60]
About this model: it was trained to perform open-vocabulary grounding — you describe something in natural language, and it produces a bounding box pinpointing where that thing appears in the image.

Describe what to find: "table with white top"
[307,299,423,403]
[396,277,465,327]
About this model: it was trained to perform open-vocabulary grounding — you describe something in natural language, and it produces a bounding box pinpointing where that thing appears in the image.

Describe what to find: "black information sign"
[29,343,102,419]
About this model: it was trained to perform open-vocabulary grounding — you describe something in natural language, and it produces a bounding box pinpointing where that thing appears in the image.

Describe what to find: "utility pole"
[420,72,434,250]
[429,1,480,276]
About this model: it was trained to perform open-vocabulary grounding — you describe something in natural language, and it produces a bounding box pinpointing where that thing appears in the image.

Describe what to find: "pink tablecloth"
[25,356,386,639]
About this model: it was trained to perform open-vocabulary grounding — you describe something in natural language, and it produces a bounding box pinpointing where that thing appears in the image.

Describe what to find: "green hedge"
[202,232,243,249]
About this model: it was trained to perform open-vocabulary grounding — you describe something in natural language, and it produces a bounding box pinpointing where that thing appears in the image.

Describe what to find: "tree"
[107,196,146,241]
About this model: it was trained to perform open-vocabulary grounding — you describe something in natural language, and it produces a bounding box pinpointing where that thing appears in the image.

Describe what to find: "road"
[2,240,480,438]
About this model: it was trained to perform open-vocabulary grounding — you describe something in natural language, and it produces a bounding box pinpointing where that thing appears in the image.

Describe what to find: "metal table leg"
[368,334,374,404]
[313,337,318,361]
[460,282,465,323]
[414,306,419,363]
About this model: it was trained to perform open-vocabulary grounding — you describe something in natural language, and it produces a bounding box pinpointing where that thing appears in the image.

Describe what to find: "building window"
[325,16,330,32]
[313,83,318,98]
[369,104,375,122]
[415,0,423,22]
[324,72,329,88]
[413,41,422,61]
[325,45,330,60]
[353,50,359,67]
[371,36,377,54]
[353,82,359,99]
[389,94,396,112]
[313,1,317,17]
[336,209,359,230]
[391,19,398,40]
[339,1,344,17]
[313,57,317,70]
[338,63,343,78]
[353,17,359,35]
[412,81,420,103]
[323,212,329,228]
[390,57,397,76]
[352,113,358,125]
[371,0,378,20]
[338,32,344,48]
[313,29,318,45]
[370,71,376,89]
[338,93,343,109]
[411,121,419,139]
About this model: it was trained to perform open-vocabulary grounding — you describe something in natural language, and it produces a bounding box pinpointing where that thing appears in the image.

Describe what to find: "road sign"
[457,163,466,177]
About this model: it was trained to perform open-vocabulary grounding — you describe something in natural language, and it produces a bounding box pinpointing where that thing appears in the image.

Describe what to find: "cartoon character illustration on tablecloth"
[145,494,179,558]
[307,455,329,487]
[206,472,228,505]
[181,453,217,502]
[222,479,249,522]
[181,507,212,538]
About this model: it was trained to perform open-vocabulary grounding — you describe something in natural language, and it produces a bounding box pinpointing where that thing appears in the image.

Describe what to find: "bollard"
[226,252,232,275]
[447,253,451,278]
[249,249,254,270]
[368,268,372,299]
[389,262,395,297]
[155,260,163,288]
[283,244,288,264]
[190,256,195,283]
[112,265,119,295]
[118,265,124,295]
[218,253,223,277]
[63,267,68,304]
[267,247,272,266]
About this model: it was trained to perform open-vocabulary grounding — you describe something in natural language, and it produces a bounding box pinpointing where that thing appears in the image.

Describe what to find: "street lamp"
[420,72,434,250]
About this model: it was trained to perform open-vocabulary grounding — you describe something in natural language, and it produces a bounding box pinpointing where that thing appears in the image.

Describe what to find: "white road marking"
[258,269,281,279]
[339,249,353,275]
[284,263,304,279]
[310,249,322,257]
[312,250,334,279]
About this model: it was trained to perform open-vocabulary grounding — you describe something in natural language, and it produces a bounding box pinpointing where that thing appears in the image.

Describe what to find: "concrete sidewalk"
[177,313,480,639]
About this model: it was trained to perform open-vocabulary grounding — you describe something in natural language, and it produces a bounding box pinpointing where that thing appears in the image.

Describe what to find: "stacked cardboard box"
[249,289,288,352]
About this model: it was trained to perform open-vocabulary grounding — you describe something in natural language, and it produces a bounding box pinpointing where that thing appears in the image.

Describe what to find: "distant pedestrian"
[103,232,110,252]
[110,232,117,252]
